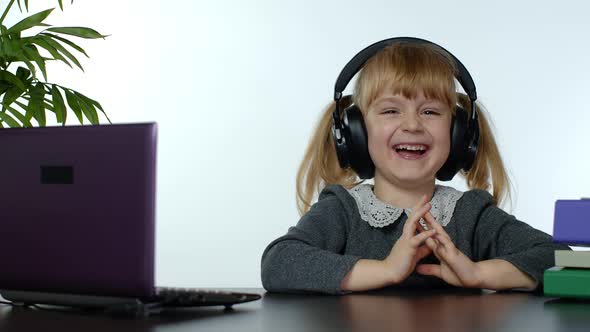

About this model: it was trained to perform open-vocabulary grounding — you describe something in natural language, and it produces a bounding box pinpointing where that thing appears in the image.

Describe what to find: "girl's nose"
[401,113,423,132]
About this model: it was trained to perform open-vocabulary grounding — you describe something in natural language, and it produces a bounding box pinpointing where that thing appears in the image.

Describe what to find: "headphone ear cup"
[342,105,374,179]
[333,122,351,171]
[437,106,469,181]
[462,112,479,172]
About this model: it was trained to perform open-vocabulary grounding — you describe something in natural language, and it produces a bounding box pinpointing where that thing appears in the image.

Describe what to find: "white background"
[6,0,590,287]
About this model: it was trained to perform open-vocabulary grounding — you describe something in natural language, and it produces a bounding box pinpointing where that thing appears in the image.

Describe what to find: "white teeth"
[395,144,427,151]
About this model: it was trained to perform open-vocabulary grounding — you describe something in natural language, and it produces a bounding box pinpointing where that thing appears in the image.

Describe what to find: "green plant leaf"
[0,35,22,58]
[2,86,26,112]
[5,104,33,127]
[45,26,107,39]
[2,68,32,113]
[50,84,66,124]
[22,44,47,80]
[64,88,83,124]
[0,80,11,94]
[58,0,63,10]
[43,36,83,71]
[15,66,31,81]
[43,100,56,114]
[74,91,109,123]
[76,92,102,110]
[74,91,98,124]
[28,83,45,126]
[14,54,38,82]
[14,100,33,121]
[14,0,28,12]
[7,8,54,35]
[0,70,27,91]
[41,32,89,57]
[31,36,72,68]
[0,110,21,127]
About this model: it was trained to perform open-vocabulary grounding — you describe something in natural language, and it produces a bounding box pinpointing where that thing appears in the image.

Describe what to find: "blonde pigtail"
[296,96,360,215]
[459,94,511,207]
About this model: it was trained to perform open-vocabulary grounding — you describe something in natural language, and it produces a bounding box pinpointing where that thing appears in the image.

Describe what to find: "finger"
[415,245,432,261]
[410,229,436,247]
[422,211,443,234]
[417,217,430,232]
[411,194,430,211]
[434,233,454,249]
[424,237,444,262]
[416,264,442,278]
[416,217,441,251]
[423,212,451,241]
[420,227,447,261]
[423,237,438,252]
[433,234,458,262]
[403,202,431,235]
[407,194,431,230]
[414,216,432,235]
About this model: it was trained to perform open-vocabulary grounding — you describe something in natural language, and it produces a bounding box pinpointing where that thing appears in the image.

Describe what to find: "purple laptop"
[0,123,259,309]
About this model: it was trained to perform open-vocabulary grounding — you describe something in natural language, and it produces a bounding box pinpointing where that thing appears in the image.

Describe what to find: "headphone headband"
[333,37,477,103]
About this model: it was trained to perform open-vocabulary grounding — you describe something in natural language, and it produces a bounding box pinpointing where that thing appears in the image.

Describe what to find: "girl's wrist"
[474,259,537,290]
[472,262,487,289]
[381,258,403,285]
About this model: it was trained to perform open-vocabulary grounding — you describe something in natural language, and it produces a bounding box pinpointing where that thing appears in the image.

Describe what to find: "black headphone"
[331,37,480,181]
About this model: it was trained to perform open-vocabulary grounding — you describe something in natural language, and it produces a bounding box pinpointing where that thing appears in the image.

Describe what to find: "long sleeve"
[472,200,571,286]
[261,189,361,294]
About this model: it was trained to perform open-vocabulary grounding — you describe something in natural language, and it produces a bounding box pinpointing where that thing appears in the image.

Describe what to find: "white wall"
[7,0,590,287]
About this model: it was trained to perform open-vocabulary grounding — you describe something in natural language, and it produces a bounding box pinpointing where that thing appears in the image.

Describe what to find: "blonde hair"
[296,42,511,215]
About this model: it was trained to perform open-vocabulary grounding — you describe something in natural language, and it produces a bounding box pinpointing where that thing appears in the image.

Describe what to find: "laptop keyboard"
[153,287,260,307]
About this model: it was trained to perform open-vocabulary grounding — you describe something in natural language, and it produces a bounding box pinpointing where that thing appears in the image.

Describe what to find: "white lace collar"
[346,184,464,228]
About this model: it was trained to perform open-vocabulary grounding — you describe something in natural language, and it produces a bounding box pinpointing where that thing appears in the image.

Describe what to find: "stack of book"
[544,199,590,298]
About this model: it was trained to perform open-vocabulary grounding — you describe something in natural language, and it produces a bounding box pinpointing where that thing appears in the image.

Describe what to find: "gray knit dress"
[261,184,570,294]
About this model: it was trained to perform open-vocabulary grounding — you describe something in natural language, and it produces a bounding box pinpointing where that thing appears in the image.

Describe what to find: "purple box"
[553,199,590,246]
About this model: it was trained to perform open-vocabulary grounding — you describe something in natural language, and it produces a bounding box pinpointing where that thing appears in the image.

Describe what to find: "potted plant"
[0,0,108,127]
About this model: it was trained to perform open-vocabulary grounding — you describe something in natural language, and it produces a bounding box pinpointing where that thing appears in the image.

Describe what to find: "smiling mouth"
[393,144,429,160]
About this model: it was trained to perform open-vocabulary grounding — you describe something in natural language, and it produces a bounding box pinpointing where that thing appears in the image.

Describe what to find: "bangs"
[353,43,458,113]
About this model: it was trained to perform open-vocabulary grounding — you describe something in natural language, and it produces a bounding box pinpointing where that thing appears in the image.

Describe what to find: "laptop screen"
[0,123,157,298]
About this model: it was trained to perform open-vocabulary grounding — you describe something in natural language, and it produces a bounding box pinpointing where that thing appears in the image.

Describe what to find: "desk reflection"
[262,288,530,332]
[0,306,155,332]
[3,289,585,332]
[0,304,253,332]
[339,289,529,332]
[543,298,590,331]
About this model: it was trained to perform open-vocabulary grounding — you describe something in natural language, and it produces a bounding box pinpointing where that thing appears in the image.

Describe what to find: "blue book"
[553,199,590,246]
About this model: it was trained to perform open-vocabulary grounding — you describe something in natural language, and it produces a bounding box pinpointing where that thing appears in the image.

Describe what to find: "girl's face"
[364,89,452,187]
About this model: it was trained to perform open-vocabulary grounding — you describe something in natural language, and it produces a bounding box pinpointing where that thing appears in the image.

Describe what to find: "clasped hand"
[383,195,483,288]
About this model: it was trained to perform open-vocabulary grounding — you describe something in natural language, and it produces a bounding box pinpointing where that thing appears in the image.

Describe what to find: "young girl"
[261,37,569,294]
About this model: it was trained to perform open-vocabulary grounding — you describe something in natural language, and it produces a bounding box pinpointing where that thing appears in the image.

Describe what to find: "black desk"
[1,288,589,332]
